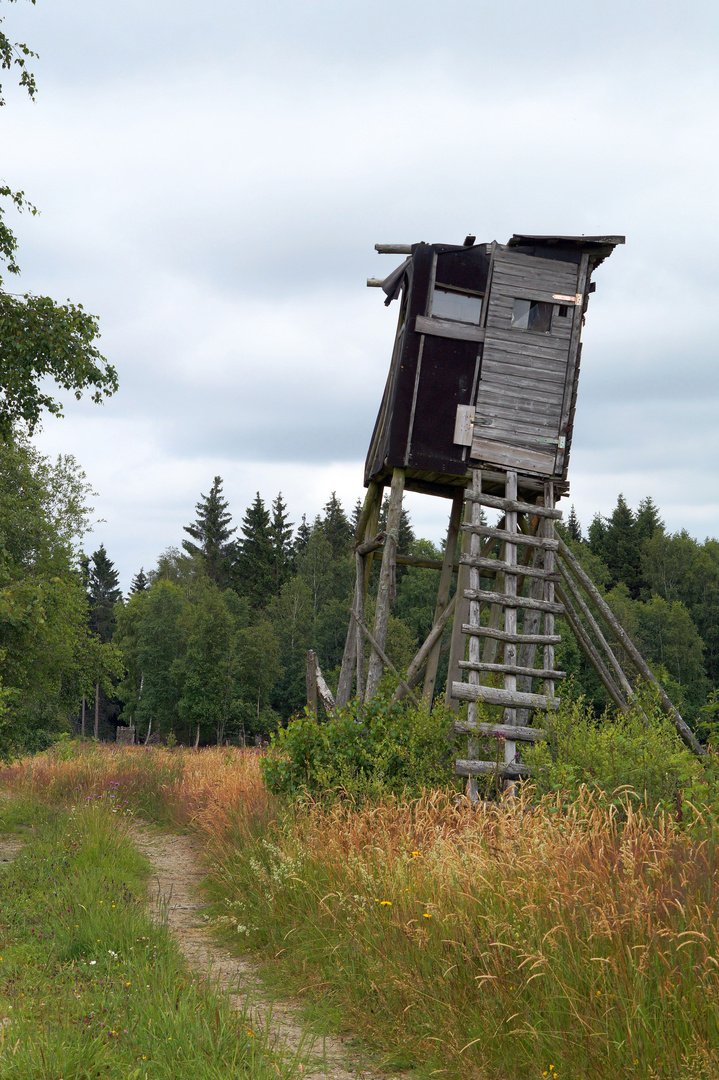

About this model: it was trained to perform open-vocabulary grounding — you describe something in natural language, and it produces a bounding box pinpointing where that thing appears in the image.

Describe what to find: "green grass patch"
[0,795,286,1079]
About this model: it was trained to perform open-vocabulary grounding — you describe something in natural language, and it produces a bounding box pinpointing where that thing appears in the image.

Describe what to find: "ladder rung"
[464,588,564,615]
[452,682,560,710]
[464,491,562,519]
[458,661,566,680]
[454,720,546,742]
[461,524,559,550]
[459,554,561,581]
[456,759,530,779]
[462,624,562,645]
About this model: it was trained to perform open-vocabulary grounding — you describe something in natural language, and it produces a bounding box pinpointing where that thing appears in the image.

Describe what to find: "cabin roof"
[508,234,625,246]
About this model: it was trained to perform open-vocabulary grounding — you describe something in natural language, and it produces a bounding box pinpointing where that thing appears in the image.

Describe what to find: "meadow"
[2,743,718,1080]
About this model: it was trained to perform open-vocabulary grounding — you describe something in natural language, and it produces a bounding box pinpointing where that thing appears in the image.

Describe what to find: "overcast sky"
[4,0,719,589]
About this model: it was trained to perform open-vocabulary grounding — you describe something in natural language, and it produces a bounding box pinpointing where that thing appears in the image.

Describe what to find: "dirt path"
[130,824,402,1080]
[0,837,23,863]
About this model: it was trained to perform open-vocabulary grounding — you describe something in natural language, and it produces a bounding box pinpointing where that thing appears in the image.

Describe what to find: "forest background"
[3,434,719,757]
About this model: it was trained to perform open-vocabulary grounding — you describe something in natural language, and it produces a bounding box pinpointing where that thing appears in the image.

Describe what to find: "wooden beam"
[352,608,419,707]
[454,721,546,743]
[393,595,456,704]
[456,759,530,779]
[375,243,412,254]
[555,582,629,714]
[459,553,560,581]
[461,524,559,550]
[556,538,705,757]
[423,488,464,704]
[458,660,566,679]
[463,587,563,615]
[463,491,563,519]
[462,624,562,645]
[365,467,405,701]
[451,681,560,710]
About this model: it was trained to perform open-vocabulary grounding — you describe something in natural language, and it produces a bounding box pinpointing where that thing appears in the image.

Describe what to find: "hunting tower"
[315,232,704,786]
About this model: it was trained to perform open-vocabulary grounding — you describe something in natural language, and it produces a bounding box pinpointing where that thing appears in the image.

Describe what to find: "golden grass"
[0,743,270,839]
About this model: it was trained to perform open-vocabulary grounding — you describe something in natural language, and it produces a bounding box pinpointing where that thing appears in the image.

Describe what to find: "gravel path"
[130,823,402,1080]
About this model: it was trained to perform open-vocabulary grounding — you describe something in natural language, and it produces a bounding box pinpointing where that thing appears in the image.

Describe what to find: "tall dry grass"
[4,744,718,1078]
[0,743,271,839]
[208,786,719,1080]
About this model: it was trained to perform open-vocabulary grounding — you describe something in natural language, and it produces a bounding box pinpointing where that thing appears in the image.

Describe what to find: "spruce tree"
[294,513,311,557]
[85,544,122,643]
[236,493,274,607]
[636,496,664,543]
[269,492,294,592]
[566,504,582,543]
[320,492,352,558]
[351,497,363,536]
[182,476,236,586]
[602,494,642,597]
[130,567,148,594]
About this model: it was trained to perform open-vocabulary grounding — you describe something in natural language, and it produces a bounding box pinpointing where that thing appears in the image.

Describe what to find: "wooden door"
[470,248,586,478]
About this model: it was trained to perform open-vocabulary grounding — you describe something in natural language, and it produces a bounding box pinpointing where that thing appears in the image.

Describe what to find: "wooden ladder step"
[454,720,546,743]
[464,587,564,615]
[461,624,562,645]
[460,524,559,550]
[458,660,566,679]
[459,553,561,581]
[451,682,560,710]
[456,759,530,779]
[463,491,563,519]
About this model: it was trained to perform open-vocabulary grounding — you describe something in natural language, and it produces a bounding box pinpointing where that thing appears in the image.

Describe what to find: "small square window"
[432,287,482,325]
[511,298,553,333]
[558,304,569,318]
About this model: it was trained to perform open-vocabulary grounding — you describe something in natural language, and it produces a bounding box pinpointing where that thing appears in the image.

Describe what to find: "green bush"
[522,687,705,809]
[260,689,459,799]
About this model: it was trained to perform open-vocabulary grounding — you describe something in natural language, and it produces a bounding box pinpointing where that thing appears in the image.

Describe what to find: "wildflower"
[422,913,431,919]
[380,900,392,906]
[89,961,96,966]
[410,851,421,857]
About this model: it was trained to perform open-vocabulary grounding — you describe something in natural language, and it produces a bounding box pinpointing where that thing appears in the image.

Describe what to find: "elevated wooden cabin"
[365,234,623,498]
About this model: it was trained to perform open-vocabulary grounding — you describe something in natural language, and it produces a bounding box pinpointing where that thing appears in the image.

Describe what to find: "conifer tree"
[294,513,311,557]
[351,497,363,536]
[182,476,236,586]
[320,492,352,558]
[602,494,642,597]
[130,568,148,594]
[566,504,582,543]
[85,544,122,643]
[636,496,665,543]
[236,493,274,607]
[269,492,294,591]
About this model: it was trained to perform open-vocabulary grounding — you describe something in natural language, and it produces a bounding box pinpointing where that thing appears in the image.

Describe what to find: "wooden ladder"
[451,468,566,791]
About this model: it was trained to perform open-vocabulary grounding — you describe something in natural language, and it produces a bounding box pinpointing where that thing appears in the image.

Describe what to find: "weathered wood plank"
[365,468,405,701]
[459,553,561,581]
[452,681,560,710]
[456,759,530,779]
[463,587,564,615]
[462,624,562,645]
[414,314,485,343]
[454,720,546,742]
[461,524,559,550]
[463,491,562,518]
[458,660,566,679]
[470,438,557,476]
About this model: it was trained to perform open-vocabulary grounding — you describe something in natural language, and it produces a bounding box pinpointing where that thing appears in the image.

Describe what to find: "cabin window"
[557,304,569,318]
[511,298,553,333]
[431,287,483,325]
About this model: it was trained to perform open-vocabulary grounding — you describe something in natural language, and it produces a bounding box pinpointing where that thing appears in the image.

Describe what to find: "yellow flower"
[422,913,431,919]
[411,851,421,857]
[380,900,392,906]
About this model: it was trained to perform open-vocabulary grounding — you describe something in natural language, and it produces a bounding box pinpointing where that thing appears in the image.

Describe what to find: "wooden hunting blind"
[312,230,705,790]
[366,234,623,496]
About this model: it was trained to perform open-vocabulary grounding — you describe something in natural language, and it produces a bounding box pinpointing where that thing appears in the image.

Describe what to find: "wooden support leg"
[423,488,464,705]
[466,470,484,803]
[445,493,472,709]
[542,482,556,709]
[336,482,382,707]
[365,468,405,701]
[503,472,518,774]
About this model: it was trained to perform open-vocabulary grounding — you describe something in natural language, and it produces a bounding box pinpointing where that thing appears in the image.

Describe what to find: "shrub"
[260,689,460,799]
[522,687,704,809]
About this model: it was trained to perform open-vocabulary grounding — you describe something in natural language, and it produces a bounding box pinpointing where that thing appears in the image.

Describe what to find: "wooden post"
[465,470,485,801]
[502,472,519,773]
[306,649,318,714]
[94,683,100,740]
[422,489,464,704]
[556,537,705,756]
[445,499,472,708]
[336,482,383,707]
[365,468,405,701]
[541,482,556,718]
